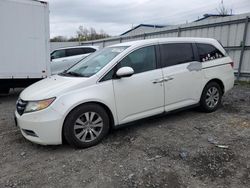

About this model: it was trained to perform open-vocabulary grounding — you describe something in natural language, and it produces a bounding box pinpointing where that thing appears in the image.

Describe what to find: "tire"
[0,88,10,94]
[199,82,222,113]
[63,104,110,149]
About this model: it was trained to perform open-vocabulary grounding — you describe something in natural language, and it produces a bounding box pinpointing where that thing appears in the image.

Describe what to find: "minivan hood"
[20,75,88,101]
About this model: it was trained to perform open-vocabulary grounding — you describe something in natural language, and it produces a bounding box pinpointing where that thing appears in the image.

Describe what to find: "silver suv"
[50,46,99,74]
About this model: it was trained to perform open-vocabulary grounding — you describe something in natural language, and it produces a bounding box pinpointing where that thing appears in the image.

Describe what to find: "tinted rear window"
[84,48,96,53]
[160,43,194,67]
[197,43,224,62]
[66,48,84,56]
[51,50,66,59]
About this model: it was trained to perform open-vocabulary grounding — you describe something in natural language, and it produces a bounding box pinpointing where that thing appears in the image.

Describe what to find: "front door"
[113,45,165,124]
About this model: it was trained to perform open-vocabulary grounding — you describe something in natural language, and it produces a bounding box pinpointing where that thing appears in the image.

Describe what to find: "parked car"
[15,38,234,148]
[50,46,99,74]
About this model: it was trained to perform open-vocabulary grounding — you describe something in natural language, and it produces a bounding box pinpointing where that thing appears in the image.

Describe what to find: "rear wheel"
[199,82,222,112]
[63,104,110,148]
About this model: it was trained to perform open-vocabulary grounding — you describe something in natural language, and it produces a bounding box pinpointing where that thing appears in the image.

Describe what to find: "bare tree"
[50,26,110,42]
[77,26,89,41]
[99,29,109,39]
[76,26,110,41]
[216,0,232,15]
[89,27,97,40]
[50,36,68,42]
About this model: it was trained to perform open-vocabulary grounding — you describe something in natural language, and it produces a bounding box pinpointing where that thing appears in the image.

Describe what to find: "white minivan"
[15,38,234,148]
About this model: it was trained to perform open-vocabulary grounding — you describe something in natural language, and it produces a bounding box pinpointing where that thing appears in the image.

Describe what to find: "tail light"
[229,62,234,68]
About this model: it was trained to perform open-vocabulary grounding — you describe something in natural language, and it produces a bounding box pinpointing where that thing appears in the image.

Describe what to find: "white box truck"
[0,0,50,93]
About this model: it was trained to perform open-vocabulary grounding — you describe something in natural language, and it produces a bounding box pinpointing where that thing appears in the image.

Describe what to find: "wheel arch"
[204,78,225,95]
[61,101,115,144]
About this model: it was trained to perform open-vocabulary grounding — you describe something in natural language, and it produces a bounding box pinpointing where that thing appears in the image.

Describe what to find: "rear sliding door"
[160,43,204,111]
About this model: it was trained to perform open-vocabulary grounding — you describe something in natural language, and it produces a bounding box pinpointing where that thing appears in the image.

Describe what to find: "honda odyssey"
[15,38,234,148]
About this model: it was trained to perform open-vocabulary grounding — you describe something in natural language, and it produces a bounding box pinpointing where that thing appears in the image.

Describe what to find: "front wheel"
[63,104,110,148]
[199,82,222,112]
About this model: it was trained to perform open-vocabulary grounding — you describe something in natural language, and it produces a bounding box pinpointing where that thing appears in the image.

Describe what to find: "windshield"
[62,46,128,77]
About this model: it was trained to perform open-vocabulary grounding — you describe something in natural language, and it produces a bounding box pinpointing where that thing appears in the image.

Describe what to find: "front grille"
[16,99,27,116]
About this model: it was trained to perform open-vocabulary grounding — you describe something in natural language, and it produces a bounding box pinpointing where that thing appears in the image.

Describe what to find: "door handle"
[152,79,164,84]
[152,77,174,84]
[164,77,174,82]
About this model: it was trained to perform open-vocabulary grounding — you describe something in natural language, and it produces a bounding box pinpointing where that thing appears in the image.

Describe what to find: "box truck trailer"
[0,0,50,93]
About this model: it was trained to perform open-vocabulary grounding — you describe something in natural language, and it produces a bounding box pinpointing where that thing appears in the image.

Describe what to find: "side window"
[84,48,96,54]
[119,46,157,74]
[66,48,85,57]
[160,43,194,67]
[100,69,115,82]
[51,50,66,59]
[197,43,224,62]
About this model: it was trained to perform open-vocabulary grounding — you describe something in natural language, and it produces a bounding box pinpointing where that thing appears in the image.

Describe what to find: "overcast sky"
[48,0,250,38]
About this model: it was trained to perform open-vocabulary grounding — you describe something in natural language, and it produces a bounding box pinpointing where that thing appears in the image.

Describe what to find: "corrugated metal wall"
[79,12,250,79]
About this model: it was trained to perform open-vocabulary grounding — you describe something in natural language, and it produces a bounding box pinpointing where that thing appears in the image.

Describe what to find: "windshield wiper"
[59,71,83,77]
[67,71,83,77]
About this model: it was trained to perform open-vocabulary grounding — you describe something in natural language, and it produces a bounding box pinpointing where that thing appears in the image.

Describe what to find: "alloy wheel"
[73,112,103,142]
[205,86,219,108]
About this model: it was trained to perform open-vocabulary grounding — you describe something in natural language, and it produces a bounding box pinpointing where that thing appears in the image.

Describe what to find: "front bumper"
[15,107,64,145]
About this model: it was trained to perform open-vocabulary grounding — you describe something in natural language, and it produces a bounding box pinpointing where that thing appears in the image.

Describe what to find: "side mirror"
[51,56,55,61]
[116,67,134,78]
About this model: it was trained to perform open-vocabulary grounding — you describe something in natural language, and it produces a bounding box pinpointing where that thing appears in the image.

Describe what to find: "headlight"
[24,97,56,113]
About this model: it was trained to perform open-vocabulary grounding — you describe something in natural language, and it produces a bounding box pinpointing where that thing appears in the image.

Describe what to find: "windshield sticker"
[202,53,223,62]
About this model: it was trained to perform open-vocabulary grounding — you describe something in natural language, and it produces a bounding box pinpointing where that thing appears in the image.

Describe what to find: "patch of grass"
[235,80,250,86]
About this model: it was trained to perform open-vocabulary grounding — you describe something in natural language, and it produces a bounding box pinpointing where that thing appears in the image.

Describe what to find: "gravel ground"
[0,83,250,188]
